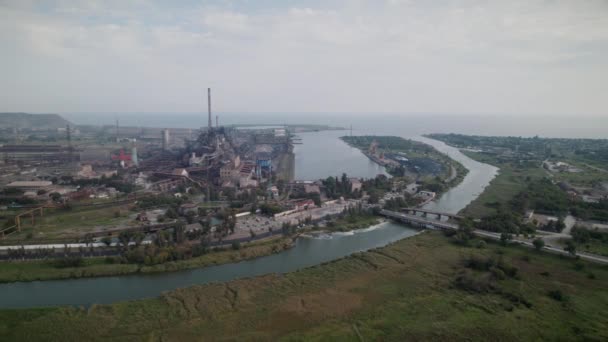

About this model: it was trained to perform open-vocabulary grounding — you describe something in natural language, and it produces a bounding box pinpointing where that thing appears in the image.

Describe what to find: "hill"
[0,113,72,129]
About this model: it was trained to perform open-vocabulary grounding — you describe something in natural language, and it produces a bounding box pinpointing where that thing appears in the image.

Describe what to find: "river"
[293,129,497,214]
[0,129,496,309]
[294,130,388,180]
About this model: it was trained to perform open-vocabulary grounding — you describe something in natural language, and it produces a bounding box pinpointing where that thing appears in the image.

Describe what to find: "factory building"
[5,181,53,192]
[255,152,272,178]
[0,145,79,165]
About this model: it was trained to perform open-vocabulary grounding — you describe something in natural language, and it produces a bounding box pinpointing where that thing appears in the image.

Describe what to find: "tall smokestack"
[207,88,212,129]
[216,115,218,128]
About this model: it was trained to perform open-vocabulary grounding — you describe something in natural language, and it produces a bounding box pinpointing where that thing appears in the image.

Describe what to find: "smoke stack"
[207,88,212,129]
[66,124,72,149]
[216,115,218,128]
[132,146,139,166]
[162,129,170,150]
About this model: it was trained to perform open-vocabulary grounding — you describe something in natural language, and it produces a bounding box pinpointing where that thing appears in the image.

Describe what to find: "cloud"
[0,0,607,115]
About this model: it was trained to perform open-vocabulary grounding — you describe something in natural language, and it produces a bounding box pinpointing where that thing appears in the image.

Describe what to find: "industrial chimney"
[207,88,212,129]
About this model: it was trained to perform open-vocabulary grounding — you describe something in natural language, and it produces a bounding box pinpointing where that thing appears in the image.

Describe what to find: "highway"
[473,229,608,265]
[381,208,608,265]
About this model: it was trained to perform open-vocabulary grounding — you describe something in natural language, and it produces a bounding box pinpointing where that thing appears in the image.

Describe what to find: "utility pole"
[206,167,211,203]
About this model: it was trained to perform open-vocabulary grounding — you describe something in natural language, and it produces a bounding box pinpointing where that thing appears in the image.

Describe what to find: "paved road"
[583,162,608,173]
[473,230,608,265]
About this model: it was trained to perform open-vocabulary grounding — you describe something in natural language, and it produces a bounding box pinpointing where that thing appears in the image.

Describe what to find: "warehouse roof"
[6,181,53,188]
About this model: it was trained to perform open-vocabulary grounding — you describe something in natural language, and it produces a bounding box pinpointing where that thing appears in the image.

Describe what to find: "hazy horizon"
[1,1,607,117]
[54,111,608,139]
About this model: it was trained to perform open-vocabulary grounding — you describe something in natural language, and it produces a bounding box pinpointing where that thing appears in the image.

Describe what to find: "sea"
[62,112,608,139]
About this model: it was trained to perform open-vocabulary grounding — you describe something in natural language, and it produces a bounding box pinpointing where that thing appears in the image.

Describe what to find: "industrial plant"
[0,89,295,207]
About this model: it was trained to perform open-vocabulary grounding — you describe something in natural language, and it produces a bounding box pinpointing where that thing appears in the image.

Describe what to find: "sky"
[1,0,607,117]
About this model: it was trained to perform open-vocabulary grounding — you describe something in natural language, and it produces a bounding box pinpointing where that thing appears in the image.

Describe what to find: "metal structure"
[255,152,272,178]
[0,145,80,165]
[0,207,46,239]
[380,209,459,230]
[401,208,464,221]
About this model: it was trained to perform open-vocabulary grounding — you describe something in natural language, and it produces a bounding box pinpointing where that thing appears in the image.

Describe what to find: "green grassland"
[460,151,547,218]
[0,236,293,283]
[1,232,607,341]
[3,205,135,243]
[576,239,608,257]
[550,163,608,187]
[426,133,608,189]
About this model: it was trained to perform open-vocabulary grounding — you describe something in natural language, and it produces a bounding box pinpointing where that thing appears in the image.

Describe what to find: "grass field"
[460,151,546,218]
[551,164,608,187]
[1,232,607,341]
[3,205,134,243]
[0,236,293,283]
[577,239,608,257]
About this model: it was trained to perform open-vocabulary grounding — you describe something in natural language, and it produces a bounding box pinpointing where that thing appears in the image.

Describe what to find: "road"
[473,230,608,265]
[583,162,608,173]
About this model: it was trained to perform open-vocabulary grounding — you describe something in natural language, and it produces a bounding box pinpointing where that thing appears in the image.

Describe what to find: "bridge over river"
[380,209,459,230]
[402,208,464,221]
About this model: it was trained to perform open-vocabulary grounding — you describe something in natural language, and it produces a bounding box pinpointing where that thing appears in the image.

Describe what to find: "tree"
[50,192,62,202]
[368,191,380,204]
[155,230,170,248]
[118,231,133,249]
[571,226,591,243]
[555,218,566,233]
[532,238,545,251]
[185,211,196,224]
[165,207,178,219]
[564,240,577,256]
[132,232,145,247]
[500,232,513,246]
[83,233,94,246]
[173,223,185,244]
[101,236,113,247]
[453,219,475,245]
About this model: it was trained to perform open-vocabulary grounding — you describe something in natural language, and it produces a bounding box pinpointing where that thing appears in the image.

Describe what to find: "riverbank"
[459,151,547,217]
[2,231,607,340]
[341,135,469,195]
[0,215,391,284]
[0,235,294,283]
[322,214,382,232]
